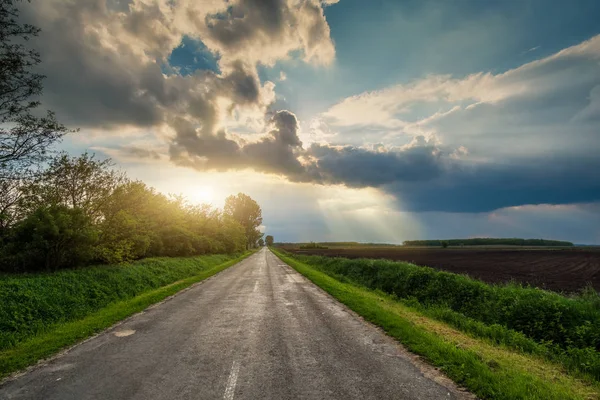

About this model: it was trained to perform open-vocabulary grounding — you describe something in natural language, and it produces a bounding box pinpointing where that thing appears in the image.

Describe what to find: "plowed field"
[282,246,600,293]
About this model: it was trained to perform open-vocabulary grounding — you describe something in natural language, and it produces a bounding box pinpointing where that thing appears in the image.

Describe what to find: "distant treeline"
[403,238,574,247]
[277,242,397,247]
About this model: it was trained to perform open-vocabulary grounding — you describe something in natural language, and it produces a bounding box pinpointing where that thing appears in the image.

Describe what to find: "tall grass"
[0,254,241,352]
[287,253,600,380]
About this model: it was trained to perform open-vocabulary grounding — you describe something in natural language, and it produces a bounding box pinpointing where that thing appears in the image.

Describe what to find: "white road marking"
[223,361,240,400]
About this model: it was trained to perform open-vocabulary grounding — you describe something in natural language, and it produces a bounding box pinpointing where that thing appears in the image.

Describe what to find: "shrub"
[4,206,97,272]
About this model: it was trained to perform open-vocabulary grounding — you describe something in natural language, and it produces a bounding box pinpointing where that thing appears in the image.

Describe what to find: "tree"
[0,0,70,178]
[265,235,274,246]
[0,177,27,239]
[94,209,152,264]
[23,153,124,221]
[216,214,247,253]
[258,238,265,247]
[6,205,97,271]
[224,193,263,249]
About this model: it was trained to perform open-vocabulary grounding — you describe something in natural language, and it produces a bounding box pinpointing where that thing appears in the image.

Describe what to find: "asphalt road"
[1,248,470,400]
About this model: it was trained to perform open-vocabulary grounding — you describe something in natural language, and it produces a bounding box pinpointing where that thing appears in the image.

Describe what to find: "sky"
[19,0,600,244]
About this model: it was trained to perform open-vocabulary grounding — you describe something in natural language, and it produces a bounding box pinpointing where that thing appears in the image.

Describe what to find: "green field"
[272,248,600,399]
[0,251,253,378]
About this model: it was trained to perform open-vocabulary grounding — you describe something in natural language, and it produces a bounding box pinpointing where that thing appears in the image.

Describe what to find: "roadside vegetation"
[0,251,254,378]
[273,248,600,399]
[0,4,268,377]
[0,154,263,272]
[0,3,264,273]
[299,241,329,249]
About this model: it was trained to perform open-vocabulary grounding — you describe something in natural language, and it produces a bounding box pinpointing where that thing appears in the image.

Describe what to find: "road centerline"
[223,360,241,400]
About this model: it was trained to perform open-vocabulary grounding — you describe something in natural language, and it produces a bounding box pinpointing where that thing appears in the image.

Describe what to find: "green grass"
[272,248,600,400]
[0,251,254,379]
[279,252,600,380]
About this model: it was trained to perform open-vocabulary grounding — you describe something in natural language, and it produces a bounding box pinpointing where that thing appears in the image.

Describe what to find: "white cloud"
[320,34,600,161]
[323,35,600,129]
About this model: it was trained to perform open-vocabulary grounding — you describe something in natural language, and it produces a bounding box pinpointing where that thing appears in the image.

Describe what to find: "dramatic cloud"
[21,1,600,217]
[384,156,600,213]
[304,136,446,187]
[307,34,600,212]
[170,110,306,178]
[20,0,336,131]
[198,0,336,66]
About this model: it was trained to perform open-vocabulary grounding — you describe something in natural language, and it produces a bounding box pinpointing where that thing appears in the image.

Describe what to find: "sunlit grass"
[0,251,254,379]
[273,248,600,400]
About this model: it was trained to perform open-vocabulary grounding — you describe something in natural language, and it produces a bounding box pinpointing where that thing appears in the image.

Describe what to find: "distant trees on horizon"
[265,235,274,246]
[403,238,574,247]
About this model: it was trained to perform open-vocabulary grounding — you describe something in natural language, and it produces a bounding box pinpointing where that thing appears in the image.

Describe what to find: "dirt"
[281,246,600,293]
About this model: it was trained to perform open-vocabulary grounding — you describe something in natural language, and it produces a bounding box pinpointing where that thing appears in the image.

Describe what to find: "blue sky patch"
[167,36,220,75]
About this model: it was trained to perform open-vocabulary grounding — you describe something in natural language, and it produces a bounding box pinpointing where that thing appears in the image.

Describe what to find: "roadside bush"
[159,226,197,257]
[95,210,152,263]
[3,206,97,272]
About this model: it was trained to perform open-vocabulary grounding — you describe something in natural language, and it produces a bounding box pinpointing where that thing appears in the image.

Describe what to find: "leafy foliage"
[4,205,97,271]
[0,154,259,271]
[224,193,263,249]
[0,0,70,178]
[265,235,274,246]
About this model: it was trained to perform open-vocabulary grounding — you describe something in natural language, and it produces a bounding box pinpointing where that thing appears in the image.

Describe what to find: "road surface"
[1,248,470,400]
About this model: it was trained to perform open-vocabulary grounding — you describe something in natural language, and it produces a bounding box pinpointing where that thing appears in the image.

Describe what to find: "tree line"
[402,238,574,247]
[0,153,264,272]
[0,1,264,272]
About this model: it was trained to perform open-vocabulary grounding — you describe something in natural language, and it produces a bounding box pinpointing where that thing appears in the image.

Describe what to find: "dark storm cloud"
[296,144,600,213]
[18,0,281,129]
[306,137,444,187]
[242,110,306,176]
[204,0,286,51]
[20,1,169,127]
[169,101,600,213]
[383,156,600,213]
[170,110,305,176]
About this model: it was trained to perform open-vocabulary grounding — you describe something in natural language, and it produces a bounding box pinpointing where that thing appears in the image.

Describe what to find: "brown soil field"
[281,246,600,293]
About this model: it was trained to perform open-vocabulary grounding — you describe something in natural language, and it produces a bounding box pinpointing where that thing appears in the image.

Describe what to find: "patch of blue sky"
[166,36,220,76]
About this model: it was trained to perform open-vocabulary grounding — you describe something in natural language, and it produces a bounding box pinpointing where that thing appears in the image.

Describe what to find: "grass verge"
[280,252,600,381]
[0,251,255,380]
[272,248,600,400]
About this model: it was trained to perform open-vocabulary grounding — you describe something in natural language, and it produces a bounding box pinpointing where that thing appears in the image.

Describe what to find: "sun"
[190,186,215,205]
